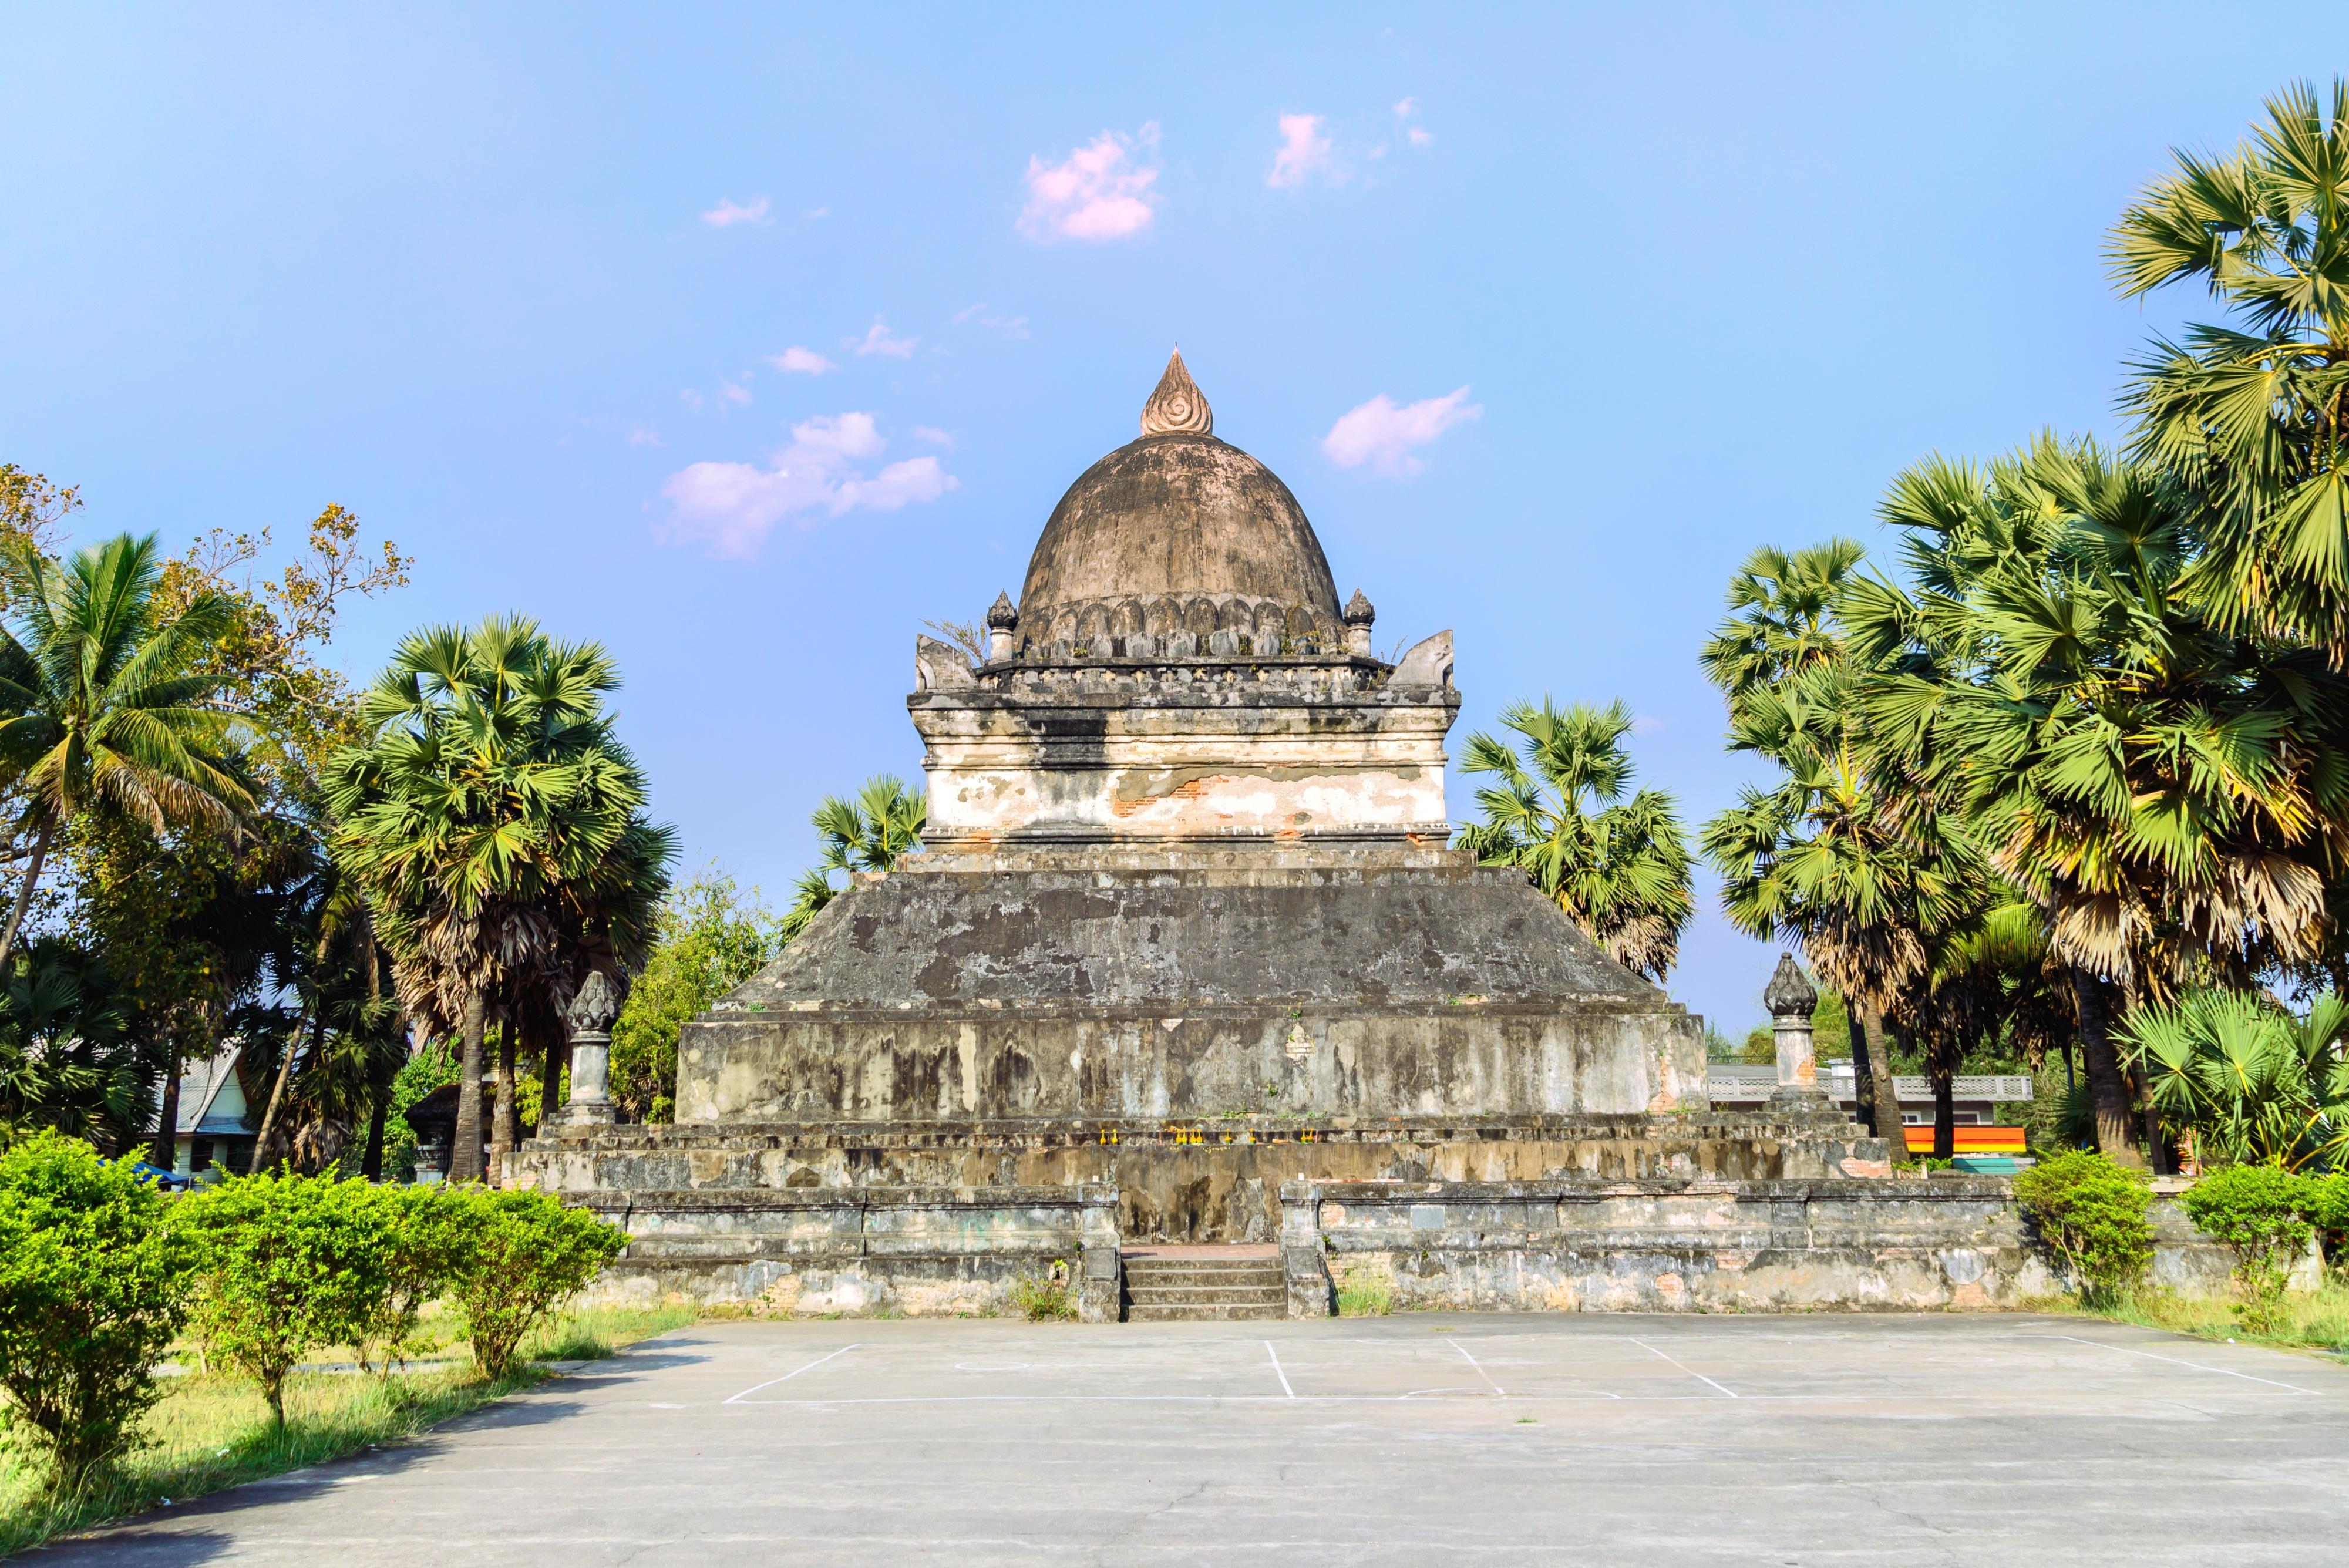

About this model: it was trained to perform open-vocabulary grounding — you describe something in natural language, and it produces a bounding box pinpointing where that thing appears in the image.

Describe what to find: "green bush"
[450,1189,626,1378]
[2308,1172,2349,1269]
[353,1183,471,1371]
[2182,1164,2317,1332]
[0,1133,196,1494]
[1009,1260,1076,1321]
[177,1171,402,1424]
[2013,1149,2153,1305]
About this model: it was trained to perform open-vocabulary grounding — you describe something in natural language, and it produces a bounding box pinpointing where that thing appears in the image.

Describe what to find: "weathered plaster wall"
[568,1185,1121,1322]
[677,856,1706,1126]
[517,1113,1891,1244]
[911,658,1458,846]
[1281,1179,2243,1314]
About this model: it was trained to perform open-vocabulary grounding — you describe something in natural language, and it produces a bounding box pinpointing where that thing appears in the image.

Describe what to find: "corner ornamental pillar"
[985,591,1019,662]
[564,970,622,1125]
[1765,953,1828,1108]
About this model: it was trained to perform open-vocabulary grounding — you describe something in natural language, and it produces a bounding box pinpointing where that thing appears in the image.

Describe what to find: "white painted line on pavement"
[2035,1333,2318,1394]
[1630,1337,1738,1398]
[724,1343,861,1404]
[1451,1340,1506,1396]
[1265,1341,1295,1399]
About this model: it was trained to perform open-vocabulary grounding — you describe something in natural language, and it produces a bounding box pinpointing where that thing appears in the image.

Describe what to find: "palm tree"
[1456,698,1694,983]
[1849,438,2349,1165]
[2111,79,2349,654]
[1698,541,1953,1143]
[327,617,674,1182]
[2120,989,2349,1171]
[780,775,926,941]
[0,534,253,970]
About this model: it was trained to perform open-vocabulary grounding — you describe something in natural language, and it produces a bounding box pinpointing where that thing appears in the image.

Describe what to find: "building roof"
[164,1044,251,1137]
[1012,354,1342,651]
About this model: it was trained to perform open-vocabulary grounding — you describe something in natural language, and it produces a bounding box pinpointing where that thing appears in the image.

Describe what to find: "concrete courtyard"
[31,1313,2349,1566]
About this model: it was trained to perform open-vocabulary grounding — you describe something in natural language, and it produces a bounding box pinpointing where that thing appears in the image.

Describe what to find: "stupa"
[523,355,1909,1320]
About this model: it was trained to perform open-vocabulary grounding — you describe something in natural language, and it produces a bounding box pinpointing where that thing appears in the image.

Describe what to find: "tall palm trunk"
[1846,1016,1878,1131]
[150,1035,182,1170]
[254,1007,327,1172]
[1930,1051,1955,1161]
[2070,967,2141,1168]
[451,988,487,1183]
[490,987,517,1185]
[0,815,56,973]
[1855,1001,1907,1150]
[535,1000,565,1133]
[361,1091,388,1182]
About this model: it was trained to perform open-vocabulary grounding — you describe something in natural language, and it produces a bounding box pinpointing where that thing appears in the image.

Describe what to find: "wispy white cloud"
[1394,97,1416,119]
[1408,127,1432,147]
[628,426,664,448]
[852,317,918,358]
[701,196,770,227]
[806,206,829,219]
[953,302,1031,339]
[770,346,836,375]
[1267,113,1338,189]
[658,413,958,559]
[719,377,751,407]
[1631,714,1667,736]
[910,425,954,447]
[1321,387,1481,477]
[1019,126,1161,242]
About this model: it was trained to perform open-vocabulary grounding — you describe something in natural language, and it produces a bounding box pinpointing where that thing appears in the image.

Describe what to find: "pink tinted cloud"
[1266,113,1337,189]
[658,413,957,559]
[1321,388,1482,477]
[701,197,770,227]
[1019,127,1161,242]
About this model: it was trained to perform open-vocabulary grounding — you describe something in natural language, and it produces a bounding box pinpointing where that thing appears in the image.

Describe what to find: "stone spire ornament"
[563,969,625,1125]
[1343,588,1376,656]
[985,591,1019,661]
[1139,348,1213,437]
[1763,953,1828,1108]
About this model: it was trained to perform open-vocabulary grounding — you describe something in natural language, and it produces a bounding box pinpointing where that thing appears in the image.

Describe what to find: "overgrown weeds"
[2035,1281,2349,1360]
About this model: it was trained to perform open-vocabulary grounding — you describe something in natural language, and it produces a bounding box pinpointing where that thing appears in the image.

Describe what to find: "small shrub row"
[2015,1148,2349,1334]
[0,1132,624,1498]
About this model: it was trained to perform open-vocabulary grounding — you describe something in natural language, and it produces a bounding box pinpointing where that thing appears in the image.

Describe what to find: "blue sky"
[6,4,2346,1034]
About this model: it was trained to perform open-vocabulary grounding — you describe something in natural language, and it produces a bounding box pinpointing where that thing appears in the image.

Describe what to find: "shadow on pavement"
[25,1527,237,1566]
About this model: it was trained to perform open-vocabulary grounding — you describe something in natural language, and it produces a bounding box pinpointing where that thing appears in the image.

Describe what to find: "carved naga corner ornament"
[1139,348,1213,437]
[567,970,624,1037]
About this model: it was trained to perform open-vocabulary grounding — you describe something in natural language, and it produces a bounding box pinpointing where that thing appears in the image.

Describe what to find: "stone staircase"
[1122,1244,1285,1321]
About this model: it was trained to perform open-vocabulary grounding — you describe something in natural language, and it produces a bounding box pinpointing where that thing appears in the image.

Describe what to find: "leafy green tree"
[1456,698,1694,982]
[0,1132,195,1494]
[2120,990,2349,1172]
[609,869,782,1123]
[0,533,254,972]
[2112,79,2349,652]
[450,1189,625,1379]
[327,618,675,1182]
[176,1170,398,1425]
[2013,1149,2154,1305]
[780,775,926,941]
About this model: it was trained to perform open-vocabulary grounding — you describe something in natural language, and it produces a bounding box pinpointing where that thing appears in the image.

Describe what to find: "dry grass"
[2034,1280,2349,1360]
[1,1303,696,1556]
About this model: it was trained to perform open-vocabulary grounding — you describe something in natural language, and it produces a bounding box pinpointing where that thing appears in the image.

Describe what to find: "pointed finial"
[1140,347,1213,437]
[985,591,1019,630]
[1343,589,1375,625]
[1764,953,1818,1019]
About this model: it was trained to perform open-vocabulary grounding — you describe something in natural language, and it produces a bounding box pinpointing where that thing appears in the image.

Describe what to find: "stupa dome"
[1014,351,1342,651]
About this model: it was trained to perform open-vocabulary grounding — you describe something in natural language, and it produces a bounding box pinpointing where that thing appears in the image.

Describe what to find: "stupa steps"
[1122,1248,1286,1320]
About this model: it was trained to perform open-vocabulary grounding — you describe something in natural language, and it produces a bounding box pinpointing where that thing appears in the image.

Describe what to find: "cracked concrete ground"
[29,1313,2349,1566]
